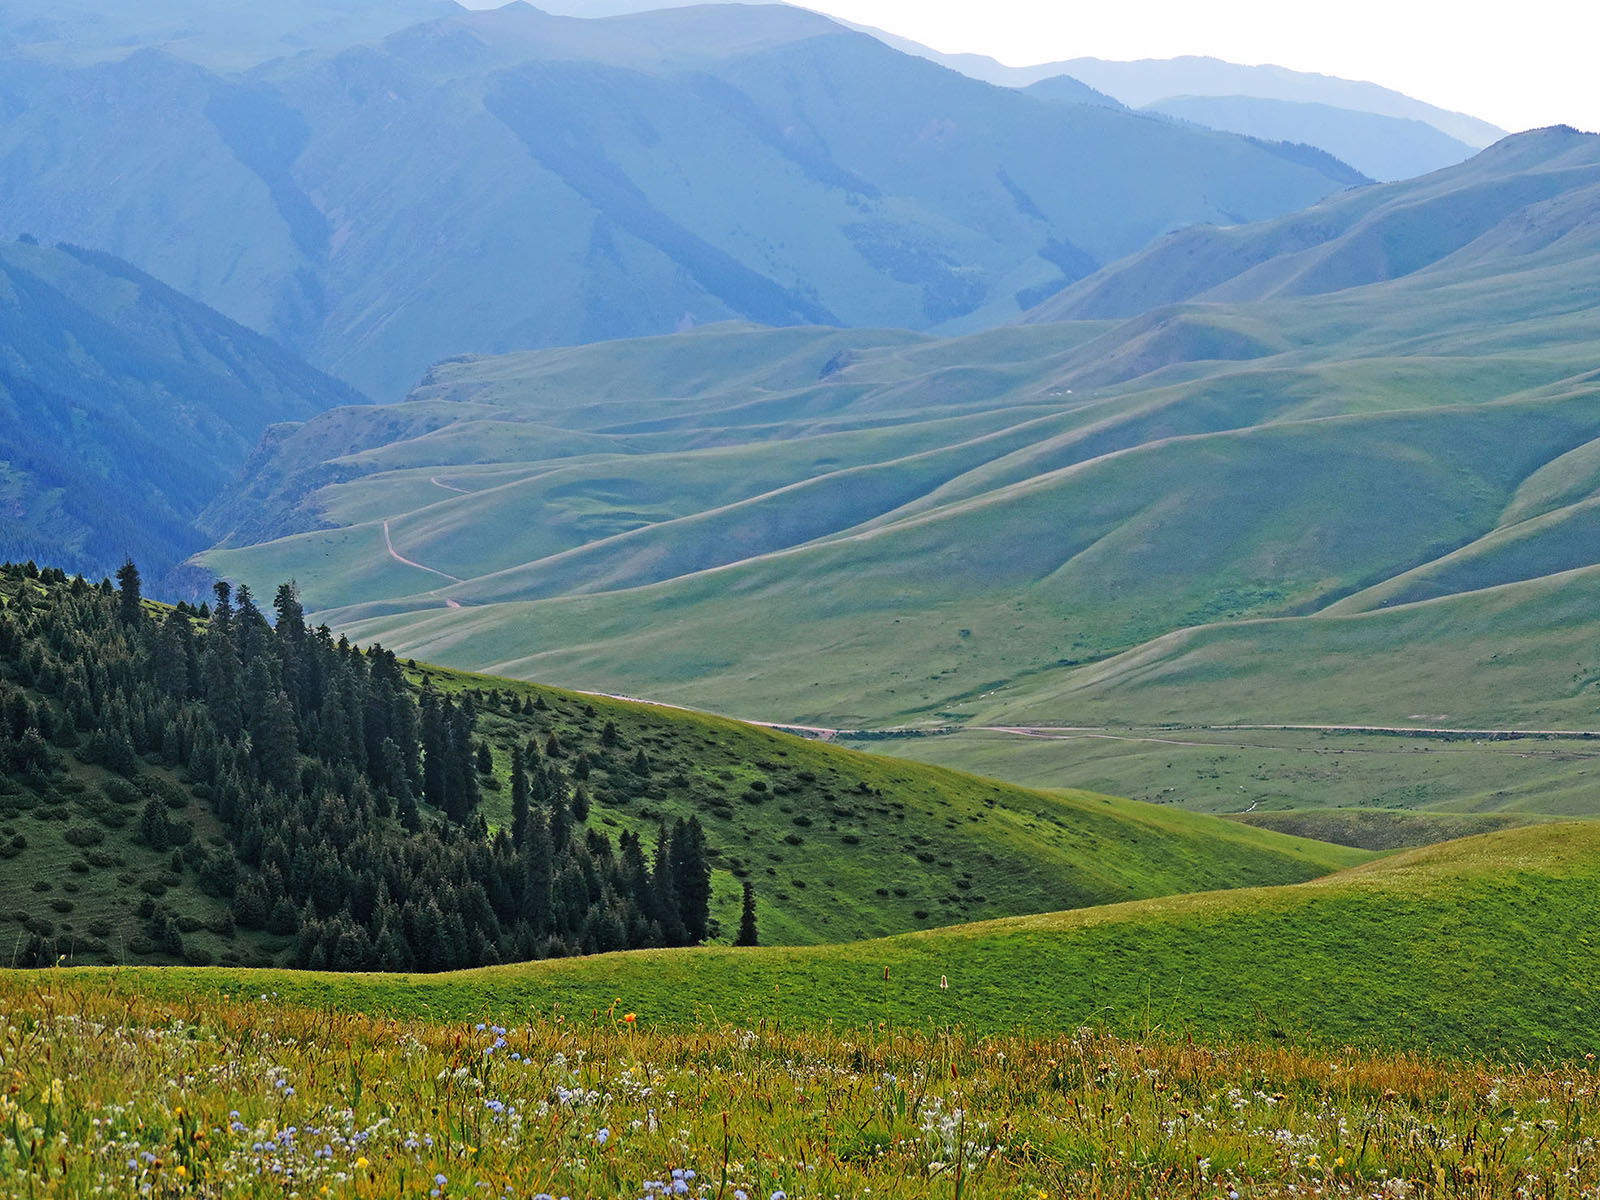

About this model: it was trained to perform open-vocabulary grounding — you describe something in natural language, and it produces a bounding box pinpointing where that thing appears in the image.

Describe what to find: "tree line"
[0,559,725,969]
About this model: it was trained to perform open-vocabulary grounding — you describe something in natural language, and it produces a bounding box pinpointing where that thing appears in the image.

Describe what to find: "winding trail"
[382,520,463,587]
[431,476,471,495]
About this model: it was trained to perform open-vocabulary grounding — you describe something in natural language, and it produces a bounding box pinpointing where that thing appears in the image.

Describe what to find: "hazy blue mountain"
[841,32,1501,148]
[1028,125,1600,322]
[0,238,362,583]
[1021,75,1124,110]
[0,3,1362,398]
[1143,95,1478,182]
[839,22,1499,181]
[1057,57,1505,148]
[0,0,460,68]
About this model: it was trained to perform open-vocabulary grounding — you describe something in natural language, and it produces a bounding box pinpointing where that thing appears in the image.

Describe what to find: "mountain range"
[0,0,1368,399]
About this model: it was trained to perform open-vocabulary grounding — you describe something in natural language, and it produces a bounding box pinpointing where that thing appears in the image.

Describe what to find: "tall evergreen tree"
[115,559,142,626]
[736,881,759,947]
[670,817,712,944]
[510,744,530,848]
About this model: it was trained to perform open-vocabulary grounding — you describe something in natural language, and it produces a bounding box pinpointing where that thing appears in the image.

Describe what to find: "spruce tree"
[115,559,142,626]
[670,817,712,944]
[651,822,686,945]
[736,881,759,947]
[510,744,530,848]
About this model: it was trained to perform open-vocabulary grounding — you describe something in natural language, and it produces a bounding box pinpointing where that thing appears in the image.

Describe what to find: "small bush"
[64,824,105,847]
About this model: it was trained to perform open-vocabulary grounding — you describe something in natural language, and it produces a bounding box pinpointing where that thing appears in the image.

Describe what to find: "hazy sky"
[794,0,1599,134]
[474,1,1599,135]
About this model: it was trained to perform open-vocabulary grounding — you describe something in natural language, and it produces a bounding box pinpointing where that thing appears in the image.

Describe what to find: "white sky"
[473,0,1600,134]
[794,0,1600,134]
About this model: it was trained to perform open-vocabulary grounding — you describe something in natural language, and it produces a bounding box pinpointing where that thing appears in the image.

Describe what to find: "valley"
[3,3,1599,1195]
[180,127,1600,816]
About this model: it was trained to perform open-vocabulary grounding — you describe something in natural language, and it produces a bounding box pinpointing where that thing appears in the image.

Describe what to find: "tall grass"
[4,975,1600,1197]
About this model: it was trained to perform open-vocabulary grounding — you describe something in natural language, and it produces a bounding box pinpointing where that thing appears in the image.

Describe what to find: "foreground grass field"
[42,822,1600,1058]
[15,977,1600,1200]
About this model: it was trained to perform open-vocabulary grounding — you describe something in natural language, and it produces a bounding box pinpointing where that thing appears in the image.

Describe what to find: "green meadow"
[44,822,1600,1058]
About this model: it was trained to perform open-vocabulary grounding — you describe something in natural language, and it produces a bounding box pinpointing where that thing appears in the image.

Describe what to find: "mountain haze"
[0,238,361,582]
[1142,95,1479,182]
[0,1,1363,397]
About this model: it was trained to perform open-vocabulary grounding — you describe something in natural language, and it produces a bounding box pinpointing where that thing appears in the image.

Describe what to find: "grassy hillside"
[1030,124,1600,321]
[0,3,1360,396]
[858,725,1600,819]
[0,238,361,583]
[46,822,1600,1056]
[1231,807,1550,849]
[0,564,1361,972]
[184,130,1600,821]
[411,667,1366,948]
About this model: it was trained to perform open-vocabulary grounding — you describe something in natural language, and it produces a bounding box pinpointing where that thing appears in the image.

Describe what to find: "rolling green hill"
[0,238,361,583]
[189,128,1600,820]
[198,131,1600,718]
[0,2,1362,397]
[58,821,1600,1056]
[0,562,1360,972]
[1028,124,1600,321]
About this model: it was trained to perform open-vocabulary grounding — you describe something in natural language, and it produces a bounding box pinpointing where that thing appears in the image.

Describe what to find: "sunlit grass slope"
[0,641,1363,967]
[409,666,1365,947]
[61,823,1600,1056]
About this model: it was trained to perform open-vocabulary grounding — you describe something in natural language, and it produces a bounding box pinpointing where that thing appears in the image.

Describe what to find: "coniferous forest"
[0,560,713,970]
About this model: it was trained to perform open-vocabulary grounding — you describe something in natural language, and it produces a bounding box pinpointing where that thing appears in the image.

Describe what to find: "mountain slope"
[1028,125,1600,322]
[1144,94,1478,182]
[0,3,1362,396]
[0,238,362,582]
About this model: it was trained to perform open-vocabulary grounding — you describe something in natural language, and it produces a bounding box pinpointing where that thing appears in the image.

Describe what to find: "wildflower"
[356,1157,369,1169]
[623,1013,637,1024]
[595,1127,610,1145]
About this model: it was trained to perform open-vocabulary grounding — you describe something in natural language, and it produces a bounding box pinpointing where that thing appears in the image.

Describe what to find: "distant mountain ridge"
[1141,95,1479,183]
[0,0,1363,397]
[841,23,1501,181]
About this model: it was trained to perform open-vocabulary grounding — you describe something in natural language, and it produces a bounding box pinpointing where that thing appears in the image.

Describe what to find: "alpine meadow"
[4,1,1600,1198]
